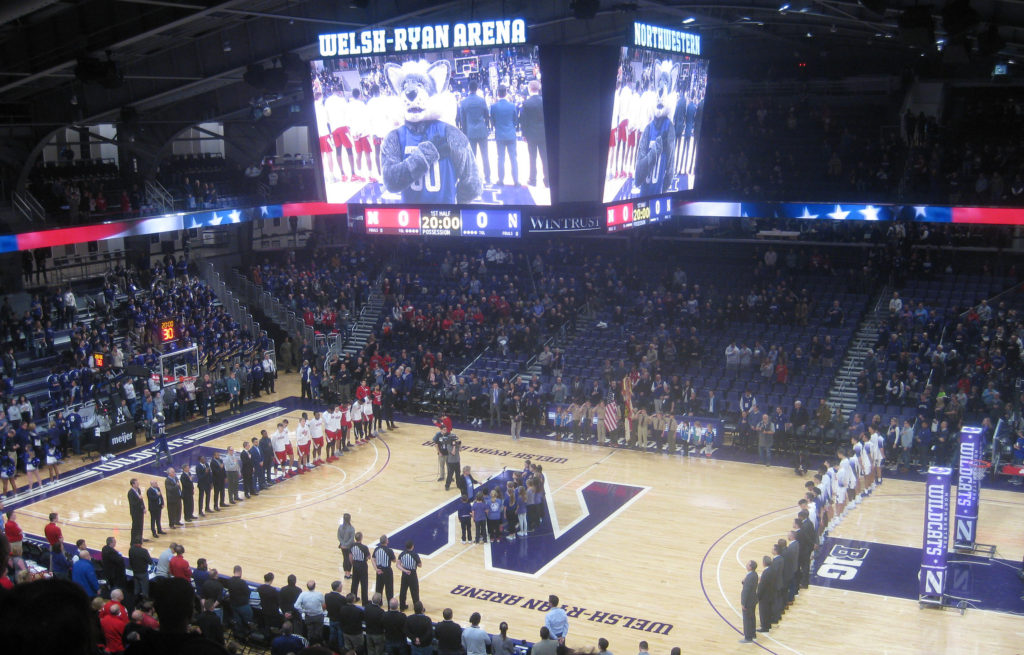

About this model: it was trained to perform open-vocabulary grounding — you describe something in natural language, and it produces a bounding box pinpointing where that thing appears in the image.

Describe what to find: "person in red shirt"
[43,512,64,549]
[100,602,130,653]
[4,508,23,550]
[168,544,191,581]
[102,589,128,620]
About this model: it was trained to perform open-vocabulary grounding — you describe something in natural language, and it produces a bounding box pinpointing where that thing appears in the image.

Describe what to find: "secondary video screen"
[603,47,709,203]
[310,45,550,206]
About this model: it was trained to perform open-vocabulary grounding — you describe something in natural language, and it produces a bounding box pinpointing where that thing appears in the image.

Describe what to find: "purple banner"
[954,427,984,550]
[920,466,952,600]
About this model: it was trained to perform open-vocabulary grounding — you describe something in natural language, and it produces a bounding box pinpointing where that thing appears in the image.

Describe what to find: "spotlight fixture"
[682,17,695,24]
[779,3,790,11]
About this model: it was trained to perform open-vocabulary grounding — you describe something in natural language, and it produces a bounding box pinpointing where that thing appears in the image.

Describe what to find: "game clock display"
[159,319,177,343]
[363,206,521,238]
[606,196,674,233]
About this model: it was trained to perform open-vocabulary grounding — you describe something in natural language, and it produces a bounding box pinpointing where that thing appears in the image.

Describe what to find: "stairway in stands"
[826,286,890,418]
[340,284,385,358]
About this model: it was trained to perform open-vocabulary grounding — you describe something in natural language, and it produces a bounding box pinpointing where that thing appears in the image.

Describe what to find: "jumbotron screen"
[310,34,550,206]
[603,46,709,203]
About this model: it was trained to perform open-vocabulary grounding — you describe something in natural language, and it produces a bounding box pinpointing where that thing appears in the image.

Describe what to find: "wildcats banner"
[954,426,984,550]
[920,466,952,602]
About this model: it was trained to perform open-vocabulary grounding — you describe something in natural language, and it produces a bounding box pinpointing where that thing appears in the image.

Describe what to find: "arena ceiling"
[0,0,1021,180]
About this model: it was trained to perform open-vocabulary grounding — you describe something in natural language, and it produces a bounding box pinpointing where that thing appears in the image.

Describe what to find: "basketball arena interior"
[0,1,1023,654]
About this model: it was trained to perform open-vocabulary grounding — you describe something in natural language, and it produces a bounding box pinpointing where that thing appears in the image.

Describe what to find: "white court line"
[714,509,805,655]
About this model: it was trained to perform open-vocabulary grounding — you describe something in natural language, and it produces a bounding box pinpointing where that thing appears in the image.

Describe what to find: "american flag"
[604,401,620,432]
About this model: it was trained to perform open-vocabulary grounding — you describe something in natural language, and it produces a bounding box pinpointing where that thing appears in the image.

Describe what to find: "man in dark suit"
[127,478,146,544]
[756,555,774,633]
[101,536,128,594]
[457,80,491,185]
[164,467,182,529]
[146,480,165,538]
[519,79,547,187]
[180,464,196,522]
[195,455,212,515]
[487,382,503,427]
[128,537,152,602]
[740,559,758,643]
[797,510,816,589]
[210,451,226,511]
[240,441,256,498]
[771,542,785,625]
[258,431,275,487]
[783,532,800,605]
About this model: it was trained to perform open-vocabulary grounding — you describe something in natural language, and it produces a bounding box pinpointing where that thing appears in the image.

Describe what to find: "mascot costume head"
[379,59,482,204]
[633,60,679,196]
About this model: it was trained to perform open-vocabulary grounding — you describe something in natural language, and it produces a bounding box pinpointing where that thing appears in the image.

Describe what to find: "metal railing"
[13,189,46,223]
[198,260,267,349]
[227,266,315,346]
[145,180,174,213]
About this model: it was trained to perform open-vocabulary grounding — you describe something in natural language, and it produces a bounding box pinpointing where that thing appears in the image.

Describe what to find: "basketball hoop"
[962,458,991,482]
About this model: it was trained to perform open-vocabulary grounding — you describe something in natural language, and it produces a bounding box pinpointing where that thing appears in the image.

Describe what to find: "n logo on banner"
[386,473,648,577]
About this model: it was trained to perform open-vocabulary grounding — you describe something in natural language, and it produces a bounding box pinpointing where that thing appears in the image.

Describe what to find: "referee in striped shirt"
[350,532,371,605]
[397,540,422,611]
[373,534,396,603]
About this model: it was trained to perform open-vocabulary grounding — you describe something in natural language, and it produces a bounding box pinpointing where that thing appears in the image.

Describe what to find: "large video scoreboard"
[362,206,521,238]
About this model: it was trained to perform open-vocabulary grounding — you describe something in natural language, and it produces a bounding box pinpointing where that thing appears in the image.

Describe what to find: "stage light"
[779,3,790,11]
[682,17,695,24]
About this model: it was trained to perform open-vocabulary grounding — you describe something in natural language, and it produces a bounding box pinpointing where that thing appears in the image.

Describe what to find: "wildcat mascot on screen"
[381,59,483,204]
[633,60,679,197]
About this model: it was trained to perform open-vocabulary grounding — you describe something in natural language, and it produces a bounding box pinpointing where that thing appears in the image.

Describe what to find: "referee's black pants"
[375,567,394,602]
[350,562,369,605]
[399,572,419,611]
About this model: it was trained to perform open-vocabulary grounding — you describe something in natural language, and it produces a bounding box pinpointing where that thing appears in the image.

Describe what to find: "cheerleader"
[677,420,692,457]
[24,447,43,491]
[45,440,61,483]
[697,421,714,458]
[0,451,18,496]
[554,406,568,441]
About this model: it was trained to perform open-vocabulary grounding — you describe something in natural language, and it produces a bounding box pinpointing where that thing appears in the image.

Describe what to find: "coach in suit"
[195,455,212,515]
[127,478,146,544]
[520,79,547,187]
[740,560,759,643]
[487,383,504,427]
[771,543,785,625]
[458,80,491,184]
[756,555,774,632]
[784,531,800,604]
[240,442,255,498]
[797,511,816,589]
[180,464,196,522]
[146,480,165,538]
[210,451,226,510]
[165,467,182,528]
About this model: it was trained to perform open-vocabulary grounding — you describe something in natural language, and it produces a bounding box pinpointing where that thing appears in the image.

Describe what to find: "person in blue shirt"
[457,494,473,544]
[1012,431,1024,465]
[50,545,71,579]
[472,491,488,544]
[489,85,519,186]
[485,489,504,543]
[72,549,99,597]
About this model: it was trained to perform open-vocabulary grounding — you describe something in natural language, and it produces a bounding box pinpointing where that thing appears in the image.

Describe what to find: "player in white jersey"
[314,92,340,183]
[309,410,325,465]
[362,397,375,438]
[350,399,364,444]
[295,414,312,471]
[346,87,371,182]
[869,427,884,484]
[367,85,401,181]
[340,403,352,452]
[324,406,342,462]
[271,422,293,478]
[324,85,354,181]
[612,85,634,178]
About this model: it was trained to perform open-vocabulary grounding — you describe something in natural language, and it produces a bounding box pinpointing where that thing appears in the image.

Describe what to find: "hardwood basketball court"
[10,375,1023,655]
